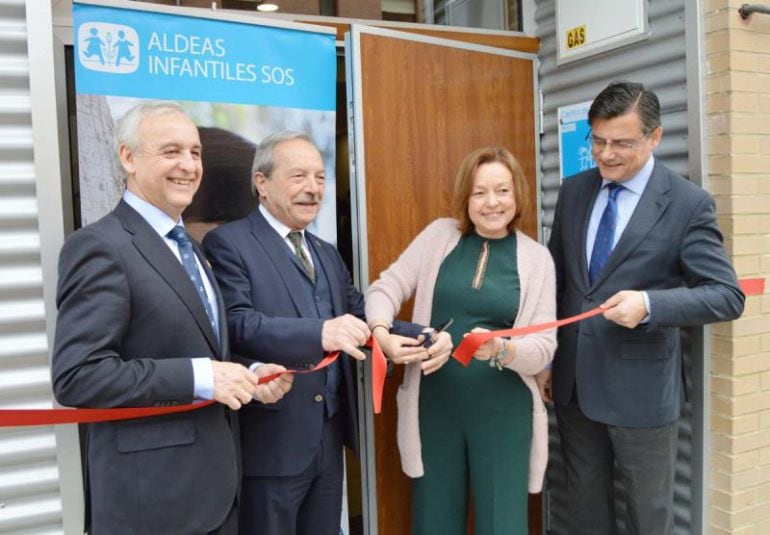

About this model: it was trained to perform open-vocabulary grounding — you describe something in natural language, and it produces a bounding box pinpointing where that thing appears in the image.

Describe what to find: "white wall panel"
[0,0,67,532]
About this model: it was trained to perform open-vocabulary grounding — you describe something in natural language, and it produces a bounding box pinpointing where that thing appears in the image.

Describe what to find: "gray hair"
[251,131,315,196]
[115,100,189,155]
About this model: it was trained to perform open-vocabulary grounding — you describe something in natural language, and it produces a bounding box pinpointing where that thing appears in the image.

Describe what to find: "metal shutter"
[0,1,69,532]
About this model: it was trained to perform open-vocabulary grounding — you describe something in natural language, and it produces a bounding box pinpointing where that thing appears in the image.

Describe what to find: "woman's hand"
[469,327,502,361]
[421,331,453,375]
[374,330,429,365]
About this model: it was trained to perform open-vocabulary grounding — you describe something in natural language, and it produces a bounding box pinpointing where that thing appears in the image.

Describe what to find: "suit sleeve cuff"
[641,291,651,324]
[192,358,214,400]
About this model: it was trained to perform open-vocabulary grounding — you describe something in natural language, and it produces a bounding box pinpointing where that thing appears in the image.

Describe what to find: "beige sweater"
[366,218,557,493]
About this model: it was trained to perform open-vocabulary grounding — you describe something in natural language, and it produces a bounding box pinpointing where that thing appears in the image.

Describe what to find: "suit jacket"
[203,207,369,478]
[548,161,744,427]
[52,201,239,535]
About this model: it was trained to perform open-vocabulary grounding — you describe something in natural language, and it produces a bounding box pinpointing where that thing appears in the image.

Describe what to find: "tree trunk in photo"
[76,94,122,225]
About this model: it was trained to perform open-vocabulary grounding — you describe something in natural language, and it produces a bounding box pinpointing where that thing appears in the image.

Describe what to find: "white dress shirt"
[258,204,315,270]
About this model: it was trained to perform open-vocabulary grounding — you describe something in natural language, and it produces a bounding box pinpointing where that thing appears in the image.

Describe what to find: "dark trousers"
[555,399,678,535]
[239,412,344,535]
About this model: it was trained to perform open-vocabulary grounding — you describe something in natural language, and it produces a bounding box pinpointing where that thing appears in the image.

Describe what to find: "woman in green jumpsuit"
[367,147,556,535]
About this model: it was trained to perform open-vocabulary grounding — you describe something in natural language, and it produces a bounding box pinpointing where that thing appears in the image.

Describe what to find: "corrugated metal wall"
[535,1,699,534]
[0,0,65,532]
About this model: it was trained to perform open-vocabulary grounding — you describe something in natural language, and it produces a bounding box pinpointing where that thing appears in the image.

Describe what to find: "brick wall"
[705,1,770,533]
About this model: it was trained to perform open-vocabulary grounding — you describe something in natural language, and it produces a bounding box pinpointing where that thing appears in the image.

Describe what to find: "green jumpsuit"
[413,232,532,535]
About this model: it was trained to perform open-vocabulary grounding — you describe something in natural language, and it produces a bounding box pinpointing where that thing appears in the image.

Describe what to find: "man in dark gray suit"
[52,102,293,535]
[203,132,438,535]
[544,82,744,534]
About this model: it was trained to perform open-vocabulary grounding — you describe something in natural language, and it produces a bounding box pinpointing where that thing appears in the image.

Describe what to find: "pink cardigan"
[365,218,556,493]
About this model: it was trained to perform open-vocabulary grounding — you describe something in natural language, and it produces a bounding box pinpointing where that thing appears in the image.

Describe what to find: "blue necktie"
[167,226,219,342]
[589,183,623,284]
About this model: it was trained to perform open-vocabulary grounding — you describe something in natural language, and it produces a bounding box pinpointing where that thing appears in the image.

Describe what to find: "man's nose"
[304,176,322,194]
[178,151,198,172]
[595,143,617,158]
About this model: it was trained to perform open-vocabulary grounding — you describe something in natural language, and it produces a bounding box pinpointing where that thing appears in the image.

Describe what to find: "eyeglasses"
[585,131,649,152]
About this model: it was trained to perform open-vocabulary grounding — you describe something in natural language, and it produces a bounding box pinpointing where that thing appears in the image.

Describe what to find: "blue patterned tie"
[167,226,219,342]
[589,183,623,285]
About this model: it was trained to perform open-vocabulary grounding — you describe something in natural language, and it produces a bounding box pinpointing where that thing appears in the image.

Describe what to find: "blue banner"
[73,3,336,111]
[558,100,595,180]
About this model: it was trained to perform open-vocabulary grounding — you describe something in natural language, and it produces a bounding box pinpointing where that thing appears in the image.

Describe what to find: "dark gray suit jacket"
[203,208,422,479]
[548,161,744,427]
[203,208,362,479]
[52,201,239,535]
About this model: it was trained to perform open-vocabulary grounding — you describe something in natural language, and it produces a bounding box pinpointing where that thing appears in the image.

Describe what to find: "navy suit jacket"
[204,207,388,477]
[548,161,744,427]
[52,200,239,535]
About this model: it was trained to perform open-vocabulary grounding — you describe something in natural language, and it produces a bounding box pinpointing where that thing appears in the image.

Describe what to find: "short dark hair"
[588,82,661,134]
[183,127,257,223]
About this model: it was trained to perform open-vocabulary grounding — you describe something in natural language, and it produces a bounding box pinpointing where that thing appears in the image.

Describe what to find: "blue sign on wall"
[74,3,337,111]
[558,100,596,180]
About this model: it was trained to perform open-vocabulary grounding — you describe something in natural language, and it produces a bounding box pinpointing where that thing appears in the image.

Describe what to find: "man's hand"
[322,314,371,360]
[421,331,452,375]
[536,369,553,403]
[253,363,294,404]
[601,290,648,329]
[211,361,260,410]
[374,331,428,365]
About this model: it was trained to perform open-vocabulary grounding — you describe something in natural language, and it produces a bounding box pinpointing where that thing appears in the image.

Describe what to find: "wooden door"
[346,25,540,535]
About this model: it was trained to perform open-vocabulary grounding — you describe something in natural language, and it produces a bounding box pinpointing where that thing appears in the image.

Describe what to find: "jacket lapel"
[248,208,317,317]
[115,201,221,355]
[590,162,671,288]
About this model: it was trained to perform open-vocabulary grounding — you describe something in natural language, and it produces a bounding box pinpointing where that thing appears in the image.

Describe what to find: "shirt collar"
[123,189,182,238]
[601,155,655,196]
[258,204,306,241]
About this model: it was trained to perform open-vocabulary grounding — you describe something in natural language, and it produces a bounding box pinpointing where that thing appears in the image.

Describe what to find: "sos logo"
[261,65,295,86]
[566,25,586,50]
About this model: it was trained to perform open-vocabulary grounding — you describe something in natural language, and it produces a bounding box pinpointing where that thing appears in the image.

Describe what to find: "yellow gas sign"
[566,25,587,50]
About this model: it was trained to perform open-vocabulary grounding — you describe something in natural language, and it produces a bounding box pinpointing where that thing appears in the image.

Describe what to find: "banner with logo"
[72,1,339,244]
[558,100,595,181]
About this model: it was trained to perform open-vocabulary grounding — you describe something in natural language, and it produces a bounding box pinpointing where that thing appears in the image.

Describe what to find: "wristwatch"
[489,339,509,371]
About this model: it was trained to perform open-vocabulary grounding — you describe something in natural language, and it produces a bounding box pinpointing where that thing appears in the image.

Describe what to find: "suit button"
[314,394,324,403]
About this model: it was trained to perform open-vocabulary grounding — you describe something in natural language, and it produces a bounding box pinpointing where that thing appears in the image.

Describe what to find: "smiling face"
[467,161,517,239]
[120,110,202,221]
[254,138,326,230]
[590,111,662,183]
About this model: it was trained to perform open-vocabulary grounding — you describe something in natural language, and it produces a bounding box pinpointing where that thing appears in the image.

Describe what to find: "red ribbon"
[739,278,765,296]
[453,307,605,366]
[0,344,384,427]
[0,401,216,427]
[3,282,758,428]
[256,352,340,384]
[371,337,387,414]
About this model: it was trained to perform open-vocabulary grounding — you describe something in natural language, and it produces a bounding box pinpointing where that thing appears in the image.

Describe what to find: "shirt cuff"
[192,358,214,400]
[641,291,651,324]
[248,361,265,374]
